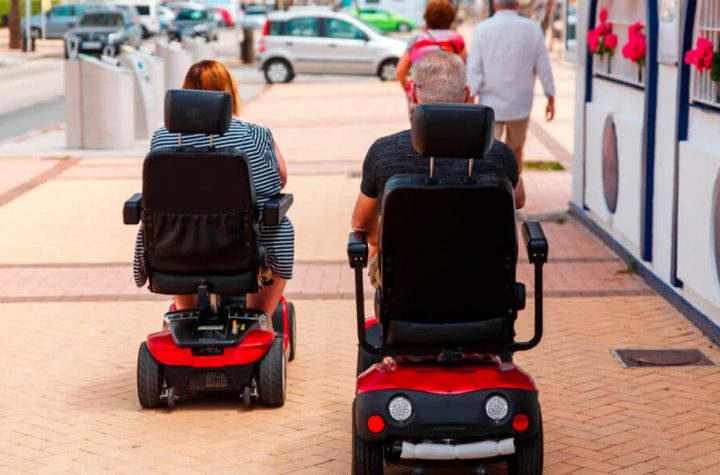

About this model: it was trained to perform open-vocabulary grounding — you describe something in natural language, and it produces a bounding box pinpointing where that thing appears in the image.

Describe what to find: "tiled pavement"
[1,76,719,474]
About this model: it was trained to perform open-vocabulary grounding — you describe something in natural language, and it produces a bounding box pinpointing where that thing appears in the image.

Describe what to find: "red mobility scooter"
[123,89,296,408]
[348,104,548,474]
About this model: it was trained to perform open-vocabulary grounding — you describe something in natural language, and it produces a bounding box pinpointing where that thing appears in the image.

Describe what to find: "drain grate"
[612,349,715,368]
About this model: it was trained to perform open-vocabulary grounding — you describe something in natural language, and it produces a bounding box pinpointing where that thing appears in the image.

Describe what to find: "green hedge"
[0,0,60,19]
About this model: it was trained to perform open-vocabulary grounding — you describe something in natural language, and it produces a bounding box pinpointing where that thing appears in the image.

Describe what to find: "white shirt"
[467,10,555,122]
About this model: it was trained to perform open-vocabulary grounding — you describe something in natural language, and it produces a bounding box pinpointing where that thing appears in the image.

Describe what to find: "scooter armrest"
[263,193,293,226]
[522,220,548,264]
[123,193,143,225]
[348,232,368,268]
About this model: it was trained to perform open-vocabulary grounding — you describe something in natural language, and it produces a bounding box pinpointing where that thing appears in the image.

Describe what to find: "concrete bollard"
[155,38,193,90]
[182,36,216,63]
[64,56,135,149]
[119,51,165,139]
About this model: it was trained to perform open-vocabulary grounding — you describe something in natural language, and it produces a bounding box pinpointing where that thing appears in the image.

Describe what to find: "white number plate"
[82,41,102,49]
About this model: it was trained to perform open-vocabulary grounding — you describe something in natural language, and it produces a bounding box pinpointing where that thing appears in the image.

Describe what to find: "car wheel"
[397,23,410,33]
[264,58,293,84]
[377,58,398,82]
[141,25,150,39]
[31,27,41,39]
[63,40,70,59]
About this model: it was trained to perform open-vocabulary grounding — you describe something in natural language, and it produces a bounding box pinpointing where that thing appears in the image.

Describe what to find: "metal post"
[24,0,31,52]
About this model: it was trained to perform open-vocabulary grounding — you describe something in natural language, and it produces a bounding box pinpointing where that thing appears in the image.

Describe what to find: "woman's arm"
[396,52,412,91]
[274,141,288,189]
[460,46,468,63]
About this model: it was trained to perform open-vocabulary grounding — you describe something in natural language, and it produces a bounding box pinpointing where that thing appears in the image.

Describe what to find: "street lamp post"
[24,0,32,52]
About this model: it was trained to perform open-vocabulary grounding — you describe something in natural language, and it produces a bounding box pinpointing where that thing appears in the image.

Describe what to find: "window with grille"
[593,0,647,88]
[690,0,720,108]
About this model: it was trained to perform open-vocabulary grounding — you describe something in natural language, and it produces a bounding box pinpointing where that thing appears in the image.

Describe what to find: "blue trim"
[583,0,599,210]
[671,0,698,288]
[641,0,659,263]
[570,203,720,346]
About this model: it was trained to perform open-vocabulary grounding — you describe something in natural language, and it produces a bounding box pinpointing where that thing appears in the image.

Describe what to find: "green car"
[350,7,416,33]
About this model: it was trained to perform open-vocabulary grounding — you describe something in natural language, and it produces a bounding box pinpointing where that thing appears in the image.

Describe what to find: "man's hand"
[545,96,555,122]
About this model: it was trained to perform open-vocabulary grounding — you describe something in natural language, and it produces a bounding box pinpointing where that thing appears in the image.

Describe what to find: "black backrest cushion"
[411,103,495,159]
[164,89,233,135]
[379,173,517,329]
[142,148,258,276]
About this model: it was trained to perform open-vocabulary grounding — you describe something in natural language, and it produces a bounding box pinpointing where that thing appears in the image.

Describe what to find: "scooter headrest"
[411,103,495,159]
[164,89,232,135]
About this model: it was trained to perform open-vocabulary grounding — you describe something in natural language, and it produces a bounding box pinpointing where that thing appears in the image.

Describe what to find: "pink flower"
[684,49,696,66]
[587,29,600,53]
[599,8,608,23]
[628,22,644,39]
[685,37,715,72]
[604,33,618,50]
[598,22,612,36]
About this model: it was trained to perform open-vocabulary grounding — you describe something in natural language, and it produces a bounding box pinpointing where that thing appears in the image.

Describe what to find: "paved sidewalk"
[0,77,719,474]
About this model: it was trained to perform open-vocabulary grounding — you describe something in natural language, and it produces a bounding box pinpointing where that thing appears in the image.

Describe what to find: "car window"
[285,17,319,37]
[268,20,283,36]
[176,9,207,20]
[51,5,73,17]
[136,6,150,15]
[75,5,102,16]
[78,12,125,26]
[325,18,366,40]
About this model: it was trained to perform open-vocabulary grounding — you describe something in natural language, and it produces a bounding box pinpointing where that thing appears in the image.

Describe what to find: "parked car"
[204,0,240,26]
[242,4,267,30]
[349,7,415,33]
[64,9,143,58]
[21,3,105,39]
[167,6,218,42]
[157,5,177,31]
[209,6,234,27]
[129,2,161,38]
[258,10,405,83]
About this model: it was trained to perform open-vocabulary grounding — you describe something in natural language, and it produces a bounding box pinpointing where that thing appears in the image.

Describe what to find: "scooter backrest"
[141,89,259,295]
[411,103,495,159]
[164,89,232,135]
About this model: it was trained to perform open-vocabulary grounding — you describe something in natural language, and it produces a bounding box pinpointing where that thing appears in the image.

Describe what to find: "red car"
[209,6,234,27]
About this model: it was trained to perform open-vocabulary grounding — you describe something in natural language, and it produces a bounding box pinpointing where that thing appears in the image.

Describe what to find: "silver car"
[258,10,405,84]
[21,3,104,39]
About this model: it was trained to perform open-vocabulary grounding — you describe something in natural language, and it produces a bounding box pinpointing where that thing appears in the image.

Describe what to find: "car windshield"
[136,6,150,15]
[176,9,207,20]
[79,12,125,26]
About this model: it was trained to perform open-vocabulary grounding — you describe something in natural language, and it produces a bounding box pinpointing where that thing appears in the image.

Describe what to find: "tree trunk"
[8,0,22,50]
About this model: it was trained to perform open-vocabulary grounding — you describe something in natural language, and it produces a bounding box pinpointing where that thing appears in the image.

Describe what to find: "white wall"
[584,79,645,256]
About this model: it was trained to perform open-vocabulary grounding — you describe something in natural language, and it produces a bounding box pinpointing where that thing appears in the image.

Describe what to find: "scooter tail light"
[367,414,385,433]
[512,413,529,432]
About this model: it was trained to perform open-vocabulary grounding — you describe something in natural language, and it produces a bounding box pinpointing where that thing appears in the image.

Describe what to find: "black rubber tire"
[263,58,293,84]
[141,25,150,39]
[288,302,297,361]
[63,40,69,59]
[508,406,544,475]
[137,342,164,408]
[377,58,398,81]
[258,337,286,407]
[31,27,41,39]
[352,399,384,475]
[397,23,410,32]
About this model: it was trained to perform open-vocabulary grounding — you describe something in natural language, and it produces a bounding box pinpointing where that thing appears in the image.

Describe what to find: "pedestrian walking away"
[466,0,556,172]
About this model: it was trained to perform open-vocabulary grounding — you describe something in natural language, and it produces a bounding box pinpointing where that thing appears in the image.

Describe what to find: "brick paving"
[0,66,719,474]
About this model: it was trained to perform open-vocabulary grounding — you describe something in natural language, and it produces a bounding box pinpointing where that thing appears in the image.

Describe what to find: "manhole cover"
[612,349,715,368]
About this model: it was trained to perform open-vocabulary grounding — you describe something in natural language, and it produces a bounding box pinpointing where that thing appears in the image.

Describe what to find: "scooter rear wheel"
[508,406,543,475]
[258,337,286,406]
[352,399,384,475]
[137,342,164,408]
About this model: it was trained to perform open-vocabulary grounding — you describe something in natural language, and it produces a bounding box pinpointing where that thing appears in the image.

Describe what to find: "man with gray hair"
[467,0,555,172]
[351,51,525,287]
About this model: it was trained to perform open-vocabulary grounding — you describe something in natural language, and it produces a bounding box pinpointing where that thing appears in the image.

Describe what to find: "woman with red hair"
[133,60,294,320]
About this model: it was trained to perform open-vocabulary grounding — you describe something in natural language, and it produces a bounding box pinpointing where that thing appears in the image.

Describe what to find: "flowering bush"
[684,37,720,82]
[622,22,647,66]
[587,8,618,57]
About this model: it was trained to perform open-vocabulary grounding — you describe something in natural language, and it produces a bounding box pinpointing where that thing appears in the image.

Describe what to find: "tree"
[8,0,21,50]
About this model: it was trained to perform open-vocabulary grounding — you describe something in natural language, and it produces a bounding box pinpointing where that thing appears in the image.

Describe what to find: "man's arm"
[466,27,484,98]
[351,193,379,253]
[534,26,556,121]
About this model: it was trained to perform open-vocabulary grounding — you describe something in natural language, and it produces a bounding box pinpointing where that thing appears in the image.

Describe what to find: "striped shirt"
[133,119,295,286]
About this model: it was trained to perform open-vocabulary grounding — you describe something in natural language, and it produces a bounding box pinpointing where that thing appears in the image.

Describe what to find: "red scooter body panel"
[147,329,275,367]
[280,296,290,352]
[357,359,537,395]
